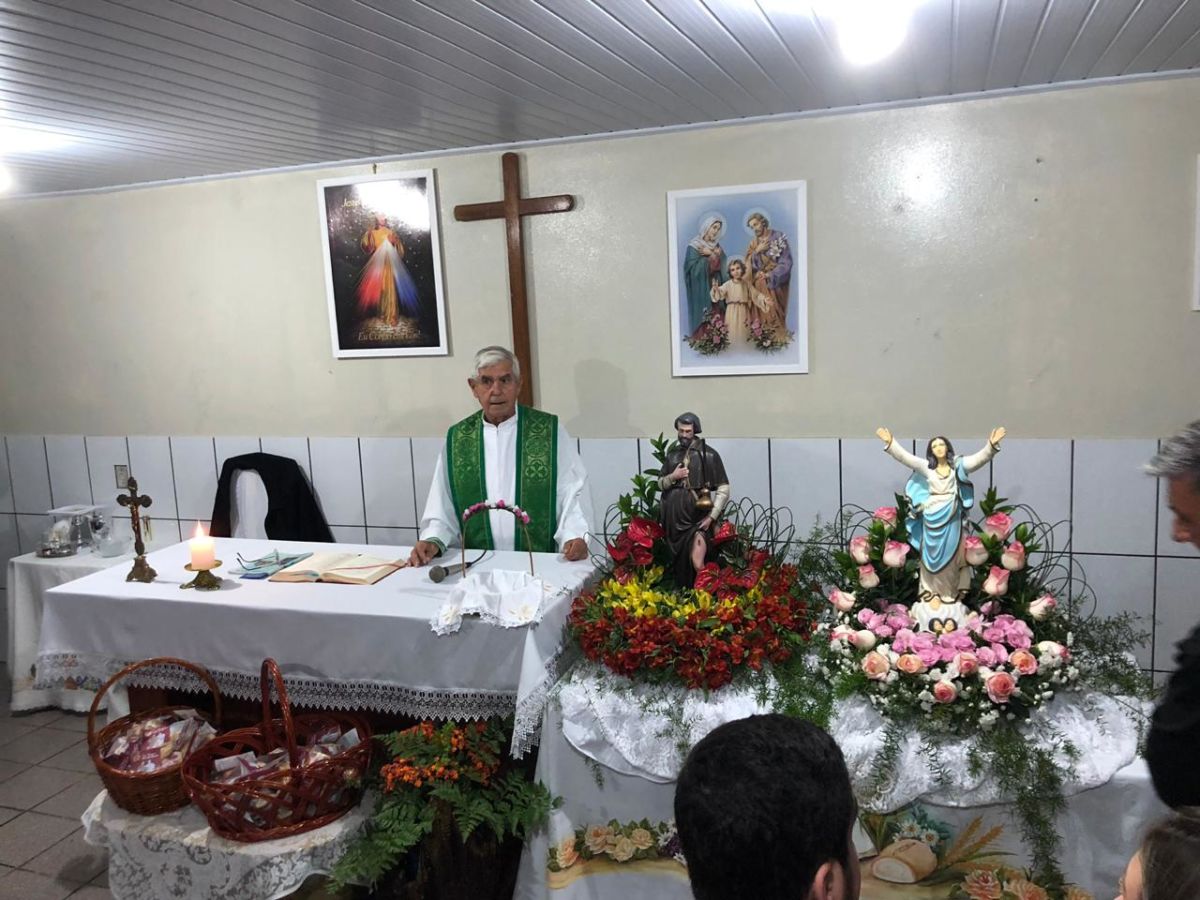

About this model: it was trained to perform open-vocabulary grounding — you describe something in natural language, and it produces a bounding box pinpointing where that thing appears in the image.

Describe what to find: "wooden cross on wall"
[453,152,574,408]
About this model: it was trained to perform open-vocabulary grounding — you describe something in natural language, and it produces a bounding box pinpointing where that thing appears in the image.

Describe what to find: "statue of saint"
[875,426,1006,631]
[659,413,731,588]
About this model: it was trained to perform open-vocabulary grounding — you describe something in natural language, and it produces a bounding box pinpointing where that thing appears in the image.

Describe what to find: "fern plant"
[331,718,558,889]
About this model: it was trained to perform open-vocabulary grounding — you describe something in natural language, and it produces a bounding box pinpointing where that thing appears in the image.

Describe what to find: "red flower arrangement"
[570,517,816,690]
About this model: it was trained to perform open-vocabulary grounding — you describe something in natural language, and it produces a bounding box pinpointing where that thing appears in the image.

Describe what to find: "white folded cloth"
[431,570,551,635]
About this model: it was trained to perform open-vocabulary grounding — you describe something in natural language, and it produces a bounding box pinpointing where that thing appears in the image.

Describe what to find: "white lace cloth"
[431,570,557,635]
[556,662,1144,805]
[82,790,368,900]
[557,662,775,782]
[33,538,596,757]
[831,691,1146,811]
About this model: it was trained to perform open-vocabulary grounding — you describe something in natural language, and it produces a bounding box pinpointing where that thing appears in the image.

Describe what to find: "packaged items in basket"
[207,726,363,827]
[102,710,217,774]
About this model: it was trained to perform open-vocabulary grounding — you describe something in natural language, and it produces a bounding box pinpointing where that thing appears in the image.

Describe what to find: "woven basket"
[181,658,372,842]
[87,657,223,815]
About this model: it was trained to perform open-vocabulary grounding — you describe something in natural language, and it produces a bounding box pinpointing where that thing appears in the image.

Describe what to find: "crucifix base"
[125,556,157,584]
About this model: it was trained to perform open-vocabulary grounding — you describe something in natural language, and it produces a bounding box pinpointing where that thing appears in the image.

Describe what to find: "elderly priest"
[408,346,593,566]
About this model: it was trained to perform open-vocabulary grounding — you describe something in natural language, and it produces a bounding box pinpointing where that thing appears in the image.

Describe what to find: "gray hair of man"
[1146,420,1200,490]
[471,346,521,383]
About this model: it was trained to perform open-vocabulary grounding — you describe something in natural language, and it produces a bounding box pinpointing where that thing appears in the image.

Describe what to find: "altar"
[31,537,595,755]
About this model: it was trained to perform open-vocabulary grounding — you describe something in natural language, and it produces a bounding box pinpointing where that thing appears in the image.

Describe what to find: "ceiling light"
[0,124,76,154]
[827,0,917,66]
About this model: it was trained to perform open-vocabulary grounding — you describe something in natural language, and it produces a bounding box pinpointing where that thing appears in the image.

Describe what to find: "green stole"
[445,406,558,552]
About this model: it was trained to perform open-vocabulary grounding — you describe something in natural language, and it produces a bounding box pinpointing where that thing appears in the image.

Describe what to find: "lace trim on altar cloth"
[831,691,1148,812]
[510,643,579,759]
[36,649,569,758]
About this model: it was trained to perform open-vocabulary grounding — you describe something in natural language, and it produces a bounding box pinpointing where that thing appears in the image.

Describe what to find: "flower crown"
[462,500,531,526]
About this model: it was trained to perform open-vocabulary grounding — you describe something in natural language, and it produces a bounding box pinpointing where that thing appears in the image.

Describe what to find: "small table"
[6,549,133,712]
[34,538,594,755]
[82,790,367,900]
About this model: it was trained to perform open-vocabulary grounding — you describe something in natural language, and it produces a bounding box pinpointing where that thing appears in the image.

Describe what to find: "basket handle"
[258,658,300,769]
[87,656,223,753]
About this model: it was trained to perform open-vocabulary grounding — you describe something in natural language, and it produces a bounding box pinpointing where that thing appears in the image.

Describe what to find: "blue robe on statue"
[906,459,974,575]
[683,241,727,332]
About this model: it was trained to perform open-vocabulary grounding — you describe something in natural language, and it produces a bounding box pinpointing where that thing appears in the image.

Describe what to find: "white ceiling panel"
[0,0,1196,196]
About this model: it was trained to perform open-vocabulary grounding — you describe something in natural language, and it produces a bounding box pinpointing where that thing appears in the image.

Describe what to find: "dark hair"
[747,212,769,228]
[674,412,702,434]
[1142,808,1200,900]
[728,258,746,277]
[925,436,956,468]
[674,715,856,900]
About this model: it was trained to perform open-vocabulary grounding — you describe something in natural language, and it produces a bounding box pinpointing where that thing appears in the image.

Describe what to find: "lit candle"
[189,522,215,570]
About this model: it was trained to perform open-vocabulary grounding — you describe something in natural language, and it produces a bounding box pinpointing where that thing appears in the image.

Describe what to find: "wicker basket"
[87,657,223,815]
[181,658,372,842]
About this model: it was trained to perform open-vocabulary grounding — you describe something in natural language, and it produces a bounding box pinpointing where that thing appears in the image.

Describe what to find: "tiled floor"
[0,672,352,899]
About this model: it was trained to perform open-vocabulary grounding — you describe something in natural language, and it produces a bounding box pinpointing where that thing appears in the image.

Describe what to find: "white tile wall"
[309,438,365,527]
[770,439,841,538]
[579,438,639,538]
[1153,556,1200,673]
[44,437,91,508]
[840,438,904,513]
[1074,554,1155,669]
[170,437,218,523]
[411,438,443,527]
[360,438,416,529]
[0,438,14,513]
[260,437,312,481]
[991,439,1072,530]
[6,437,49,514]
[367,526,419,549]
[1072,440,1158,556]
[215,437,262,474]
[0,514,18,573]
[85,436,130,511]
[3,430,1194,681]
[128,436,179,520]
[715,438,770,509]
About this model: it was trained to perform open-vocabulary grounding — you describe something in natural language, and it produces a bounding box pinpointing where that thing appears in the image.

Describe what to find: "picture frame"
[316,170,448,358]
[668,180,808,376]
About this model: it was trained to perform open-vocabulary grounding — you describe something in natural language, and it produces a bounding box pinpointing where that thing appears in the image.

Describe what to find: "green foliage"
[330,719,557,890]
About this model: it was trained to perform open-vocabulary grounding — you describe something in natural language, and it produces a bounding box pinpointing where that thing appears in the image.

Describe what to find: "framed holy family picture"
[316,170,448,358]
[667,180,808,376]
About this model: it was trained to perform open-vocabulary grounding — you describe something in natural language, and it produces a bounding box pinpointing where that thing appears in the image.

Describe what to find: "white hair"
[1147,420,1200,489]
[471,346,521,382]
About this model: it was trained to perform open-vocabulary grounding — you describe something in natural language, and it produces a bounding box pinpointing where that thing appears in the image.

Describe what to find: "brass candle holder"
[181,560,223,591]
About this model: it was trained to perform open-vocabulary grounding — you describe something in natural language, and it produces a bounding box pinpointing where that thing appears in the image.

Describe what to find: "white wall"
[1,77,1199,438]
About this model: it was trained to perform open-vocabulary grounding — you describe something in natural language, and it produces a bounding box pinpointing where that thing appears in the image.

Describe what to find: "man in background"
[675,714,860,900]
[1145,421,1200,807]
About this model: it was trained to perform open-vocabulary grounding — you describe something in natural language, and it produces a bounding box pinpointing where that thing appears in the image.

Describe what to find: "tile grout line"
[42,437,53,511]
[81,438,94,507]
[1151,437,1161,672]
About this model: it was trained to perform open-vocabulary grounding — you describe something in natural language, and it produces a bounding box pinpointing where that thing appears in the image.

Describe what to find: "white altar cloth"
[83,789,367,900]
[6,549,132,712]
[34,538,594,755]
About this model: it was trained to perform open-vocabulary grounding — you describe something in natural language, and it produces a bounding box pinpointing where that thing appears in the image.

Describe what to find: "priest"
[408,346,593,565]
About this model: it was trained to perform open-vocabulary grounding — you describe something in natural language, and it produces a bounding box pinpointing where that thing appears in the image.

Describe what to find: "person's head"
[468,346,522,424]
[728,259,746,280]
[674,412,702,446]
[675,715,860,900]
[1118,808,1200,900]
[703,219,723,242]
[925,436,955,467]
[1146,421,1200,550]
[373,211,388,227]
[747,213,770,236]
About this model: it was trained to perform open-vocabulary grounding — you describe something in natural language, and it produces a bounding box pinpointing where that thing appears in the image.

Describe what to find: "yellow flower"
[630,828,654,850]
[584,825,614,854]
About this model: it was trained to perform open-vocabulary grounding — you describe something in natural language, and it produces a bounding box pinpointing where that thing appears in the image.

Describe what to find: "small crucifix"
[454,152,574,407]
[118,477,157,583]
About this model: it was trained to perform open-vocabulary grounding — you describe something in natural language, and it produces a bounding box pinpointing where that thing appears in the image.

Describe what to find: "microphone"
[429,560,473,583]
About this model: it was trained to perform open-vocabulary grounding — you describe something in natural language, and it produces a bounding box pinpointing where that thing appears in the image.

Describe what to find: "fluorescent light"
[0,164,13,194]
[0,124,75,154]
[827,0,917,66]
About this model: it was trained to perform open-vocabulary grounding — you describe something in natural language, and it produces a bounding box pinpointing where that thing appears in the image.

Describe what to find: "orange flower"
[961,869,1003,900]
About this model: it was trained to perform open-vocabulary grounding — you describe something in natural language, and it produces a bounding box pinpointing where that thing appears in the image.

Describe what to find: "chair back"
[230,469,269,539]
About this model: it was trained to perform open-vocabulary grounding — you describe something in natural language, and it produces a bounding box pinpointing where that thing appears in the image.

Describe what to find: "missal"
[268,551,406,585]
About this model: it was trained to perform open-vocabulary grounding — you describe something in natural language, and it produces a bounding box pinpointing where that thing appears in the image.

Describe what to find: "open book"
[268,551,406,585]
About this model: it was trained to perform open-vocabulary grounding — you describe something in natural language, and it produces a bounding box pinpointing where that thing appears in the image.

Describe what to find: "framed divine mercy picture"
[668,180,808,376]
[316,170,448,358]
